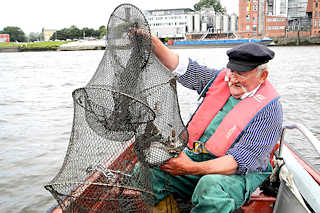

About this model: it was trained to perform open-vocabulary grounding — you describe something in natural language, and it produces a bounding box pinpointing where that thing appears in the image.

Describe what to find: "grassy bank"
[0,41,70,51]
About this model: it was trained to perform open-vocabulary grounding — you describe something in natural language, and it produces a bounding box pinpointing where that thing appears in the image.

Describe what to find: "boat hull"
[168,39,273,49]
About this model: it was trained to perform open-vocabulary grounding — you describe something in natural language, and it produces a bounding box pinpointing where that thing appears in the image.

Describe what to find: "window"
[252,24,257,31]
[316,2,318,8]
[253,5,257,11]
[246,25,250,31]
[252,16,256,22]
[315,11,318,17]
[267,26,285,30]
[246,15,250,22]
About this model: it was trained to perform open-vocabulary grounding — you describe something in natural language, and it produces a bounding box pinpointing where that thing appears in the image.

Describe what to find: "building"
[238,0,262,38]
[238,0,317,38]
[265,15,287,37]
[144,8,238,40]
[42,28,57,41]
[238,0,279,38]
[186,8,238,39]
[144,8,193,39]
[310,0,320,36]
[0,34,10,42]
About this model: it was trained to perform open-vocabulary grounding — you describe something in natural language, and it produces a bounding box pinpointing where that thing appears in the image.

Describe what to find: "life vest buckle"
[192,141,209,154]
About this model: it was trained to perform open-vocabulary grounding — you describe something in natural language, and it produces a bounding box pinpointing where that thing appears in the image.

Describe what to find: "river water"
[0,46,319,212]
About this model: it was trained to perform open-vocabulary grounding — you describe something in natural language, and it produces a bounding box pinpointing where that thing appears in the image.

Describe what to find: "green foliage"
[0,26,26,42]
[28,32,40,42]
[82,27,100,38]
[0,41,69,51]
[51,26,81,40]
[194,0,226,14]
[98,25,107,39]
[0,25,106,42]
[50,25,104,40]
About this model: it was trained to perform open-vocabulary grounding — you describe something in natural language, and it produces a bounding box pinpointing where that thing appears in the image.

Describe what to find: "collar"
[240,84,261,100]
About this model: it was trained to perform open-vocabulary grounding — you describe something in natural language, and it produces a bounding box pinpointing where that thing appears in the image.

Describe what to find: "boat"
[47,122,320,213]
[167,37,273,48]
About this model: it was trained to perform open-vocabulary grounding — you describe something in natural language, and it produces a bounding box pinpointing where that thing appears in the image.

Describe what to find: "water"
[0,46,319,212]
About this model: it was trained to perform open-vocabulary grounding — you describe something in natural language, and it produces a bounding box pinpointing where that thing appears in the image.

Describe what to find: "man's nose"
[229,74,239,83]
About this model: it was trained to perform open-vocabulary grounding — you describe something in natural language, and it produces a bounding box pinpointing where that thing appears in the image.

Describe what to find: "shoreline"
[1,38,320,53]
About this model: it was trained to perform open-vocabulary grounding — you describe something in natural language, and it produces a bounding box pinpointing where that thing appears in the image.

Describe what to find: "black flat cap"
[226,43,275,72]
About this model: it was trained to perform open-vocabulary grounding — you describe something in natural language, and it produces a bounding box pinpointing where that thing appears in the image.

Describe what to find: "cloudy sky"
[0,0,238,34]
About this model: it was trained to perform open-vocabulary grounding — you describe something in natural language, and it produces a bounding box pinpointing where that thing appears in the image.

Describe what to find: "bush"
[0,41,70,51]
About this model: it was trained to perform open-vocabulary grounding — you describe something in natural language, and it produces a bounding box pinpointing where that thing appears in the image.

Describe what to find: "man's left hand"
[160,152,195,176]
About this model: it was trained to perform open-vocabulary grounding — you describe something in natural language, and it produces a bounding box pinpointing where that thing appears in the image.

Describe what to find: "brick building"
[238,0,287,38]
[238,0,261,38]
[238,0,320,38]
[265,16,287,37]
[310,0,320,36]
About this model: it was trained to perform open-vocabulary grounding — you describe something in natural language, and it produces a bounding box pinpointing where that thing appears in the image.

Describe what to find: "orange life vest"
[187,70,279,156]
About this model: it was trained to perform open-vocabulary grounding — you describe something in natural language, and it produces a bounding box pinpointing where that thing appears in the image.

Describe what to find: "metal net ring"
[107,3,152,70]
[73,87,156,141]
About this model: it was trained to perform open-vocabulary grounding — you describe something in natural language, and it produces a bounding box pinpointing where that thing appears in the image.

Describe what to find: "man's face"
[227,68,267,99]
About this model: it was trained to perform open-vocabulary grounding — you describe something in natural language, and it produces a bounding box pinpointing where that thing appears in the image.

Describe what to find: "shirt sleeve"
[172,54,190,77]
[176,58,219,95]
[226,100,283,175]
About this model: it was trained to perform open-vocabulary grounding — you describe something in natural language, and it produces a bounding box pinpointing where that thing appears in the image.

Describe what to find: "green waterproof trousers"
[151,149,272,213]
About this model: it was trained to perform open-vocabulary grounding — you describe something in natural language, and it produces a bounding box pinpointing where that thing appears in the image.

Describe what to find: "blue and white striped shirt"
[176,59,283,175]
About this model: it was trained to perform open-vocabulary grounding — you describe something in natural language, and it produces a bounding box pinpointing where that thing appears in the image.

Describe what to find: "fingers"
[128,26,150,41]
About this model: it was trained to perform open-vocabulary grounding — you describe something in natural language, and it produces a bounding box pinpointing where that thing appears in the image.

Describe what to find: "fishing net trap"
[45,3,188,212]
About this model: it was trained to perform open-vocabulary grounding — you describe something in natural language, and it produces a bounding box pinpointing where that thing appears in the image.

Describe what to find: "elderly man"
[150,36,283,213]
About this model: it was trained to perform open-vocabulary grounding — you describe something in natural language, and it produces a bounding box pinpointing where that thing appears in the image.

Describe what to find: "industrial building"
[145,0,319,40]
[144,8,238,40]
[239,0,319,39]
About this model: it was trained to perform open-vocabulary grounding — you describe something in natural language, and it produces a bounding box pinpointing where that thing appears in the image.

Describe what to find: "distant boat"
[168,37,273,48]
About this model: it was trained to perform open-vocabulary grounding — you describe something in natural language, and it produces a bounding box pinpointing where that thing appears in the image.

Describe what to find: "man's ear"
[259,70,268,84]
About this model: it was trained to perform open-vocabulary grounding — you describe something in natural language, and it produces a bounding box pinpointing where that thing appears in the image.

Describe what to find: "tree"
[28,32,40,42]
[49,25,104,40]
[81,27,97,38]
[194,0,226,14]
[98,25,107,39]
[0,26,26,42]
[67,25,81,39]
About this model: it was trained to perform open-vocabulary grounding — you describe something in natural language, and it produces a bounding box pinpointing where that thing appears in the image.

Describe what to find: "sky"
[0,0,238,34]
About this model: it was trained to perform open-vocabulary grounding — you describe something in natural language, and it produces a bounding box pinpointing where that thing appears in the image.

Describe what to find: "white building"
[144,8,238,39]
[144,8,193,39]
[230,13,238,33]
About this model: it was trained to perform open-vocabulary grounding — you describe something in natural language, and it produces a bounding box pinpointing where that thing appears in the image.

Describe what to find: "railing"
[279,123,320,156]
[200,28,214,40]
[278,123,320,213]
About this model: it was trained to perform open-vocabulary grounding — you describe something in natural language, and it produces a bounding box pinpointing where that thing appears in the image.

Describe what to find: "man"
[150,36,283,213]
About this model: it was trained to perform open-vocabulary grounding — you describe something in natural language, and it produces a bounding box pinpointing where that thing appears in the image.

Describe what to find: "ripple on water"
[0,119,8,123]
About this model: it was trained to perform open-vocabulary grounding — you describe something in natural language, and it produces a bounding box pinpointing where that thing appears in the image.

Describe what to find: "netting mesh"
[45,4,188,212]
